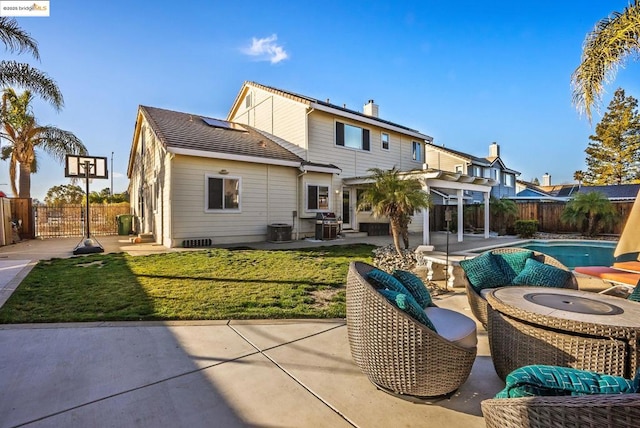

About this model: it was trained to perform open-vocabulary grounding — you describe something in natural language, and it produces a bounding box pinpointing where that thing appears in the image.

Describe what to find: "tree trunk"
[18,162,31,198]
[390,219,403,256]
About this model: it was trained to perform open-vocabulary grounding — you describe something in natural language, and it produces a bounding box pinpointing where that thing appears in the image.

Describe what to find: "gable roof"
[228,81,432,141]
[578,184,640,201]
[128,106,340,176]
[516,181,640,201]
[426,143,520,175]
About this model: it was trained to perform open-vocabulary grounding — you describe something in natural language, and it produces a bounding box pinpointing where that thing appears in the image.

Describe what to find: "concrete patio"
[0,232,612,427]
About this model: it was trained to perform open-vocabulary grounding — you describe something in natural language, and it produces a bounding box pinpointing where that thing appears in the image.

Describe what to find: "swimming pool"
[505,240,617,269]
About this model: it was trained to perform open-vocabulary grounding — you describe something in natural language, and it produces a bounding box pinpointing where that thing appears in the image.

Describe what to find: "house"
[127,82,497,248]
[516,173,640,202]
[425,142,520,204]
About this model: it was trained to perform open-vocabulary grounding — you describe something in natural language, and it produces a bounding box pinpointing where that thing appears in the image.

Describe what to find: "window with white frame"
[356,188,371,212]
[455,164,464,173]
[412,141,423,162]
[245,93,252,108]
[381,133,389,150]
[471,165,482,177]
[307,184,330,211]
[336,121,370,151]
[503,173,514,187]
[205,175,240,211]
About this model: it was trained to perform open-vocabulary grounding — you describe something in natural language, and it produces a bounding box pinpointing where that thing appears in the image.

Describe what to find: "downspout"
[296,168,307,240]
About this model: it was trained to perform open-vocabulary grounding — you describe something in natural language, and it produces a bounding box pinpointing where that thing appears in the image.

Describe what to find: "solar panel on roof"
[201,117,246,132]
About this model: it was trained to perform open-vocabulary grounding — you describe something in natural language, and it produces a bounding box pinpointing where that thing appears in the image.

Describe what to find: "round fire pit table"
[486,286,640,380]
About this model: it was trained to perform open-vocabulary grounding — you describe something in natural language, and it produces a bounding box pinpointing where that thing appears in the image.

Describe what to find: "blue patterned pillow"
[367,268,411,295]
[627,280,640,303]
[494,251,534,283]
[459,252,511,292]
[378,289,437,332]
[495,365,639,398]
[512,258,571,287]
[392,270,433,308]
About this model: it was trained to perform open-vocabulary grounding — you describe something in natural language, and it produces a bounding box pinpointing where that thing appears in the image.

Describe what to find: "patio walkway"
[0,232,612,427]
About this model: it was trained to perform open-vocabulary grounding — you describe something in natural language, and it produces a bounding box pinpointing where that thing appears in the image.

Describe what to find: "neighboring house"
[516,174,640,202]
[128,82,497,247]
[425,142,520,203]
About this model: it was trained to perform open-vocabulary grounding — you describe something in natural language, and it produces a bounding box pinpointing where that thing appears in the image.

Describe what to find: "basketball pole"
[84,160,91,239]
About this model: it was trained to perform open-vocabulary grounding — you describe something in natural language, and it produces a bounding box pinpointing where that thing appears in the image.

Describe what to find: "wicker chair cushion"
[494,251,534,283]
[425,306,477,349]
[459,251,511,292]
[378,289,438,332]
[495,365,640,399]
[512,258,571,287]
[627,280,640,302]
[392,269,433,308]
[367,268,412,292]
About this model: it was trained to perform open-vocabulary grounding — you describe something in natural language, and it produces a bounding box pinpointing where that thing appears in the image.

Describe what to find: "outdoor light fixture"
[219,169,229,175]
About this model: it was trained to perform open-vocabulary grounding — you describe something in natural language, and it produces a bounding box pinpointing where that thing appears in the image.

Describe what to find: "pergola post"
[457,189,464,242]
[422,183,430,245]
[484,191,490,239]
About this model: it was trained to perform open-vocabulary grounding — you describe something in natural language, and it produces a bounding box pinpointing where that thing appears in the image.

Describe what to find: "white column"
[422,183,430,245]
[457,189,463,242]
[484,191,490,239]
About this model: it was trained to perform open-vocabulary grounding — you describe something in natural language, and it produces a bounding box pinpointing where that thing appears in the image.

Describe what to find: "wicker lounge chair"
[482,394,640,428]
[346,261,477,398]
[463,248,578,328]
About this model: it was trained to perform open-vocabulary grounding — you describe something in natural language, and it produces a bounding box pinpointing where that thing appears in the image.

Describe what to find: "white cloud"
[243,34,289,64]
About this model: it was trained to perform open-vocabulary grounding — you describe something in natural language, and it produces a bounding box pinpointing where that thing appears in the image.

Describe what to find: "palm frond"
[0,17,39,59]
[36,126,87,163]
[0,61,62,109]
[571,0,640,122]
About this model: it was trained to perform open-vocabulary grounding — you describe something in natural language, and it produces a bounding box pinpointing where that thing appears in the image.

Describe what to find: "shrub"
[514,220,538,238]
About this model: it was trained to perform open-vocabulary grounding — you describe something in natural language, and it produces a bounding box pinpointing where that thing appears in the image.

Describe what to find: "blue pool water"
[507,240,616,269]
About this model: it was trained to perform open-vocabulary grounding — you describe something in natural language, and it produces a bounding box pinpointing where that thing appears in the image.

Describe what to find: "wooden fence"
[432,201,634,235]
[9,199,131,239]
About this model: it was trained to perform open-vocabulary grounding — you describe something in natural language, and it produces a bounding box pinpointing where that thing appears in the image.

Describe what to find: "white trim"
[169,147,301,168]
[305,183,331,212]
[301,164,341,174]
[204,173,242,213]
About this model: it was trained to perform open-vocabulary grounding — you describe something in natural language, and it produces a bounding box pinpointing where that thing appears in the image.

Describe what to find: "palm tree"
[1,88,86,198]
[357,167,432,256]
[571,1,640,122]
[561,191,617,237]
[0,17,63,108]
[490,196,518,236]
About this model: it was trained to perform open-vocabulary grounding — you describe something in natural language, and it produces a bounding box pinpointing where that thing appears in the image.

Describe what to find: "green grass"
[0,244,375,323]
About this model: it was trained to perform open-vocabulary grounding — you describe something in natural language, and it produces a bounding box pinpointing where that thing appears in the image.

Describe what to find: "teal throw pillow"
[393,269,433,308]
[627,280,640,303]
[495,365,639,398]
[378,289,437,332]
[512,258,571,287]
[494,250,534,283]
[367,268,411,295]
[459,252,511,292]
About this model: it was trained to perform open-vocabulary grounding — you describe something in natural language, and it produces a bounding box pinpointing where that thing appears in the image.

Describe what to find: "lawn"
[0,244,375,323]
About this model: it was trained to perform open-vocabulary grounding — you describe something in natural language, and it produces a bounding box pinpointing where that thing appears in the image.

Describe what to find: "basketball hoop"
[65,154,109,255]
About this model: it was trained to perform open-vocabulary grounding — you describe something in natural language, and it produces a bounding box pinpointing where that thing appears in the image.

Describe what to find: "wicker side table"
[486,287,640,380]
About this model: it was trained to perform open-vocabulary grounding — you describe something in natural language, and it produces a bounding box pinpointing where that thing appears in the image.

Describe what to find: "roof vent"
[259,140,267,148]
[363,100,379,117]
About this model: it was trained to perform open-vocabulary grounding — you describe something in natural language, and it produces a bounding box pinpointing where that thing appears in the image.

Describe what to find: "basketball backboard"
[65,154,108,179]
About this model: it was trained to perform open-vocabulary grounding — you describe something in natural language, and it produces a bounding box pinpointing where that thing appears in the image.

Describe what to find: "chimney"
[489,142,500,158]
[542,173,551,186]
[363,99,379,117]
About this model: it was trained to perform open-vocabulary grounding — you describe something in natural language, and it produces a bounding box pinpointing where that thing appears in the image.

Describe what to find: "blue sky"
[2,0,638,200]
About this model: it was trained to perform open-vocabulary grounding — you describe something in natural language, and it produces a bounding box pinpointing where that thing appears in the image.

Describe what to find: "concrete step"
[130,233,155,244]
[341,231,368,239]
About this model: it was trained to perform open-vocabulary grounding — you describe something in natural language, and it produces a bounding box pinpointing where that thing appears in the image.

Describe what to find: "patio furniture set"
[346,248,640,427]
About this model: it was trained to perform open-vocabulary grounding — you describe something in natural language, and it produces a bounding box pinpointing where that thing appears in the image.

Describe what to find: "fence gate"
[34,203,131,238]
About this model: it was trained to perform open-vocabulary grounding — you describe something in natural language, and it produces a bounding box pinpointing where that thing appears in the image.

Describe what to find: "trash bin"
[117,214,133,235]
[267,223,292,242]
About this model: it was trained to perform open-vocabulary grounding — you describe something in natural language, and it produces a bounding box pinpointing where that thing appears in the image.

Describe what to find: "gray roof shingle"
[140,105,304,163]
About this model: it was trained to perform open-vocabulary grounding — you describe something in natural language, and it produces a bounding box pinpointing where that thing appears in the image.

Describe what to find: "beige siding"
[169,156,298,246]
[425,150,467,173]
[230,86,308,150]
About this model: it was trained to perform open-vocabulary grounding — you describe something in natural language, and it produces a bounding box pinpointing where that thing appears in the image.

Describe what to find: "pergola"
[343,169,497,245]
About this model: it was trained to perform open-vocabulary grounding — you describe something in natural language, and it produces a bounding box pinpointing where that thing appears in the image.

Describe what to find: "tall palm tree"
[357,167,432,256]
[571,1,640,122]
[561,191,617,237]
[0,17,63,109]
[1,88,86,198]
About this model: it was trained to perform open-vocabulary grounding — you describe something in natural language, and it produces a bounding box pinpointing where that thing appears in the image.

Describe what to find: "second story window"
[336,122,370,151]
[381,133,389,150]
[412,141,423,162]
[504,173,514,187]
[455,164,464,174]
